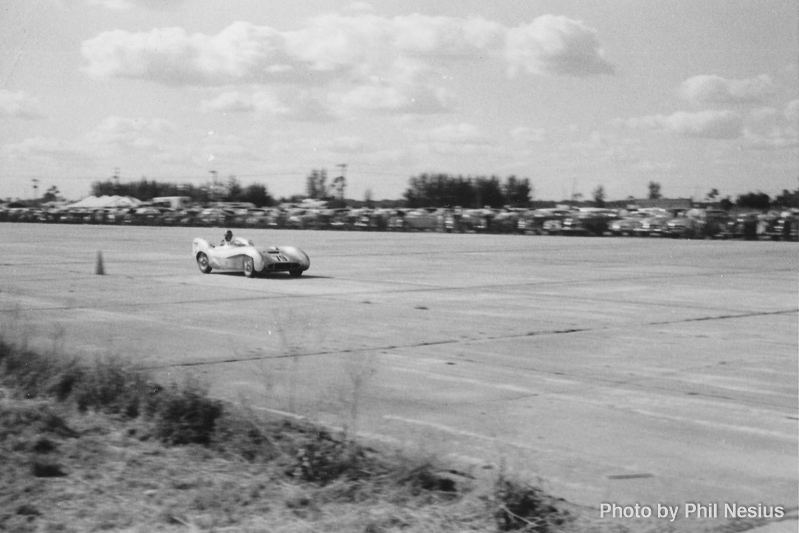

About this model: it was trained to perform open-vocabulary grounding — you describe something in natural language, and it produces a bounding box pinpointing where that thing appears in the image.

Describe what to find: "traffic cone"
[95,251,105,275]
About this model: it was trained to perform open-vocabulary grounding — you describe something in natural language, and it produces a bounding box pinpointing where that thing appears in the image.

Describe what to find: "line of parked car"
[1,202,797,241]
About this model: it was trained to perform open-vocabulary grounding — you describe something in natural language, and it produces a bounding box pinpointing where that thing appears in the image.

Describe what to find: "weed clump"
[0,337,223,447]
[70,357,155,418]
[0,338,138,413]
[397,463,460,496]
[30,461,68,478]
[211,412,276,462]
[0,339,77,401]
[0,403,77,441]
[494,477,569,532]
[154,380,223,446]
[285,427,367,485]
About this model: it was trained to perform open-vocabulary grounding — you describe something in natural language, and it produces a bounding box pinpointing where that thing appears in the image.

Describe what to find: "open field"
[2,224,797,530]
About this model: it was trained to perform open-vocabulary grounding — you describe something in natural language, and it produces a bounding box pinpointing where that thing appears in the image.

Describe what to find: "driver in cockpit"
[219,230,233,246]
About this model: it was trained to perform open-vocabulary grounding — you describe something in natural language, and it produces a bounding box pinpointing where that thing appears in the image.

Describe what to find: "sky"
[1,0,797,202]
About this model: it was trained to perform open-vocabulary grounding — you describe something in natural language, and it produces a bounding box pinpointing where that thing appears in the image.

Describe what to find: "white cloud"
[346,2,375,13]
[79,13,613,130]
[663,110,743,138]
[338,85,408,111]
[425,122,489,144]
[742,128,798,150]
[785,99,799,123]
[505,15,614,77]
[618,100,797,149]
[738,101,799,150]
[200,88,336,121]
[416,122,495,156]
[87,116,174,147]
[635,160,678,173]
[86,0,184,10]
[281,14,391,74]
[0,90,45,119]
[97,116,173,135]
[3,136,97,161]
[510,126,546,144]
[3,115,270,173]
[286,92,339,122]
[284,13,502,74]
[390,14,504,58]
[203,90,334,122]
[321,136,371,154]
[201,134,255,158]
[200,74,455,119]
[334,83,454,115]
[561,130,645,167]
[201,90,290,115]
[680,74,776,105]
[81,13,613,90]
[3,116,175,163]
[748,106,779,126]
[149,132,263,168]
[82,23,296,86]
[621,110,743,139]
[201,91,257,113]
[86,0,129,9]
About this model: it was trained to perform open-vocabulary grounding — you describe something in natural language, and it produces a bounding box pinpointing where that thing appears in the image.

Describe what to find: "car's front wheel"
[289,269,303,277]
[196,253,212,274]
[243,257,256,278]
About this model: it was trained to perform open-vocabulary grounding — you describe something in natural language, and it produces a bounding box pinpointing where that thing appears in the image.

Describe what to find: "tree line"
[91,176,276,207]
[402,173,533,208]
[78,172,799,211]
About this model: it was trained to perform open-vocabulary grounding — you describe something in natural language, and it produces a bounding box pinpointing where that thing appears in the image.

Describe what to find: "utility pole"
[335,163,347,200]
[209,170,218,201]
[570,177,578,206]
[32,179,39,200]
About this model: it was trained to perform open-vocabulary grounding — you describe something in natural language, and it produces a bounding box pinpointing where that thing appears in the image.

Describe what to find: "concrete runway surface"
[3,224,797,524]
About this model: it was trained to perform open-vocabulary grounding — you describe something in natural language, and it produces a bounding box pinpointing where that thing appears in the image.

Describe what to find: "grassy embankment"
[0,329,575,532]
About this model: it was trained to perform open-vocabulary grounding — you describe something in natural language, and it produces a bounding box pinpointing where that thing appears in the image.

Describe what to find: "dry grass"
[0,335,575,533]
[0,392,571,533]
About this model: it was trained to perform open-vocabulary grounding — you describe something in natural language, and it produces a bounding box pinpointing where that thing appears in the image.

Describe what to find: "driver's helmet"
[224,230,233,239]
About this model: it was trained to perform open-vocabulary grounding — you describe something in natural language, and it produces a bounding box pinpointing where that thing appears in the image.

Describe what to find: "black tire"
[196,253,212,274]
[243,257,256,278]
[289,269,303,277]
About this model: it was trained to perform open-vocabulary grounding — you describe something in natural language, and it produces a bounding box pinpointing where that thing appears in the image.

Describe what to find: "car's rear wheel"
[289,269,303,277]
[243,257,256,278]
[196,253,211,274]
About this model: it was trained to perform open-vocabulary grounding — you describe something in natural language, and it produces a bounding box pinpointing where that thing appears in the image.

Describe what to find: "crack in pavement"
[141,307,796,372]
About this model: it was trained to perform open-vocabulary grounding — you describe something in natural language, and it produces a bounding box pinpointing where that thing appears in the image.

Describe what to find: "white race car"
[192,236,310,278]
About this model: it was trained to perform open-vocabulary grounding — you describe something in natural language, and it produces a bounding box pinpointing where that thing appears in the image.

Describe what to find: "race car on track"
[192,236,310,278]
